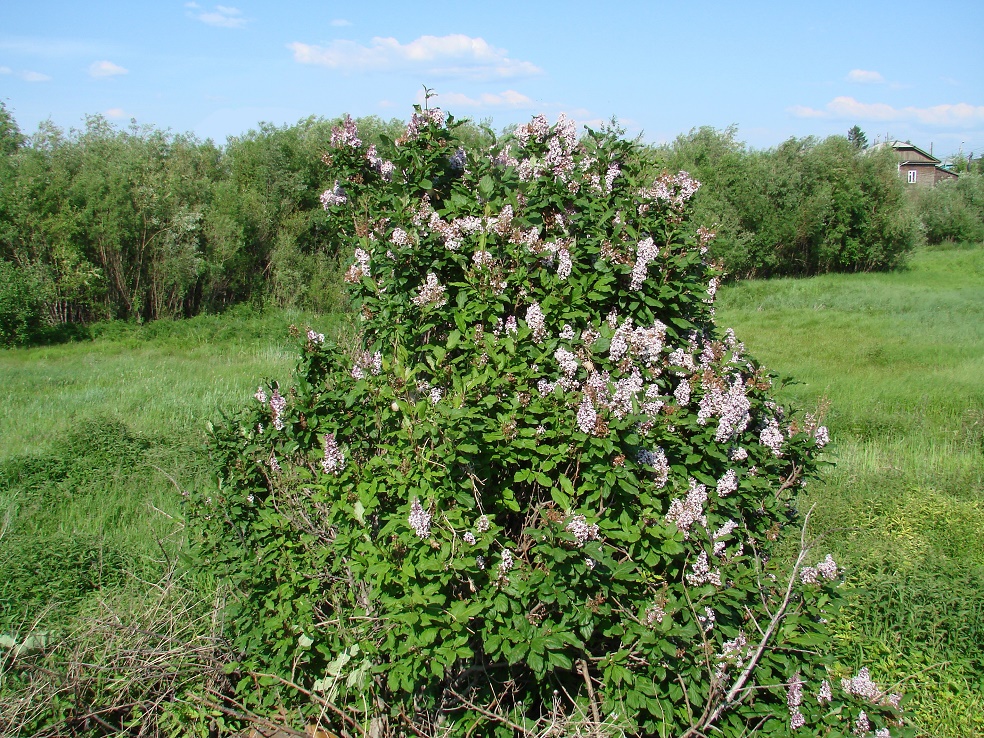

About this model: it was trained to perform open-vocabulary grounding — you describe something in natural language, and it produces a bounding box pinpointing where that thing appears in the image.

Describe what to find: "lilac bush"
[193,107,907,737]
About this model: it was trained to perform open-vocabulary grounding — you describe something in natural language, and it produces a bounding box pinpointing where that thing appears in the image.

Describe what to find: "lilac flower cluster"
[716,469,739,498]
[841,668,881,701]
[351,350,382,380]
[306,329,325,344]
[800,553,838,584]
[636,446,669,487]
[565,514,600,547]
[344,248,371,283]
[409,498,432,538]
[665,478,708,539]
[525,302,548,342]
[674,379,692,406]
[576,395,597,434]
[320,181,348,208]
[401,108,445,142]
[788,673,806,730]
[321,433,345,475]
[254,386,267,404]
[412,273,447,308]
[498,549,515,576]
[716,630,749,677]
[760,418,785,457]
[630,237,660,290]
[516,114,550,146]
[608,317,667,367]
[365,144,395,181]
[637,171,701,214]
[697,375,751,443]
[645,600,665,626]
[697,606,716,632]
[269,388,287,431]
[329,115,362,149]
[686,550,722,587]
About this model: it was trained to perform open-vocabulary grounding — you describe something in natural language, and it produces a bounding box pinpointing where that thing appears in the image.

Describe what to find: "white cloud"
[432,89,535,109]
[89,60,128,78]
[847,69,885,84]
[331,19,352,27]
[189,4,247,29]
[105,107,127,119]
[786,104,827,118]
[789,96,984,127]
[289,34,542,80]
[0,66,50,81]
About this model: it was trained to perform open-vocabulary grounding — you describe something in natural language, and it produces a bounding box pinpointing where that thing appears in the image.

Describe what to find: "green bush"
[193,110,908,736]
[0,260,50,347]
[913,173,984,245]
[654,130,922,278]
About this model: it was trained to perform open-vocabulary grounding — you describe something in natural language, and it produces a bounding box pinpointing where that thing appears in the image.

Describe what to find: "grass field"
[1,248,982,736]
[717,244,984,737]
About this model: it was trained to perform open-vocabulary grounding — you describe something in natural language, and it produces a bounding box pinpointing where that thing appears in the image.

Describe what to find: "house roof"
[876,140,940,164]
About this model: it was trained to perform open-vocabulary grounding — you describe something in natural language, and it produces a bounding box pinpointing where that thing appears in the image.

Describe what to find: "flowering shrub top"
[193,108,906,737]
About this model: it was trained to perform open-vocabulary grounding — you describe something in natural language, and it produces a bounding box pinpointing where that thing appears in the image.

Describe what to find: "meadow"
[0,246,981,736]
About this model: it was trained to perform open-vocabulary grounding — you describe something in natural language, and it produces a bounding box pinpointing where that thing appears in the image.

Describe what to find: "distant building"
[875,141,959,187]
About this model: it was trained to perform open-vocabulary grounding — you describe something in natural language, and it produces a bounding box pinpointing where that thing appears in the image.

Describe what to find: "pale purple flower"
[390,227,410,246]
[760,418,785,457]
[254,386,267,404]
[815,425,830,448]
[412,273,447,308]
[499,549,515,575]
[320,181,348,208]
[854,711,870,736]
[321,433,345,475]
[463,531,476,545]
[557,248,572,280]
[645,601,665,626]
[525,302,548,342]
[429,387,443,405]
[306,329,325,344]
[409,498,432,538]
[565,515,600,547]
[716,469,739,497]
[351,350,382,379]
[674,379,691,406]
[631,237,659,290]
[270,388,287,431]
[842,668,881,701]
[472,250,493,268]
[476,514,490,533]
[330,115,362,148]
[686,550,722,587]
[817,680,832,704]
[637,446,669,488]
[449,147,466,170]
[817,553,838,580]
[665,478,708,539]
[576,395,597,434]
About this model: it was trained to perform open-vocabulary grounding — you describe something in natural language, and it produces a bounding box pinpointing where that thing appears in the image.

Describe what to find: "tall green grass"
[0,307,354,628]
[717,244,984,738]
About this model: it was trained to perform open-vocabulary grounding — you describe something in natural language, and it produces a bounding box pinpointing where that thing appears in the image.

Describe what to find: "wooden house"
[878,141,959,187]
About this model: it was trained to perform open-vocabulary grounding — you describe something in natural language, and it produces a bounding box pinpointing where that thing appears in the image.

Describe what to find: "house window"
[907,170,918,183]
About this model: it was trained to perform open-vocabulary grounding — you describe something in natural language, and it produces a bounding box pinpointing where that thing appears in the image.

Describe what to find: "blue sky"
[1,0,982,157]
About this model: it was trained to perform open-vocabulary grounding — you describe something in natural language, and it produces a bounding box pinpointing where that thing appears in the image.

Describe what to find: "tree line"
[0,101,978,345]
